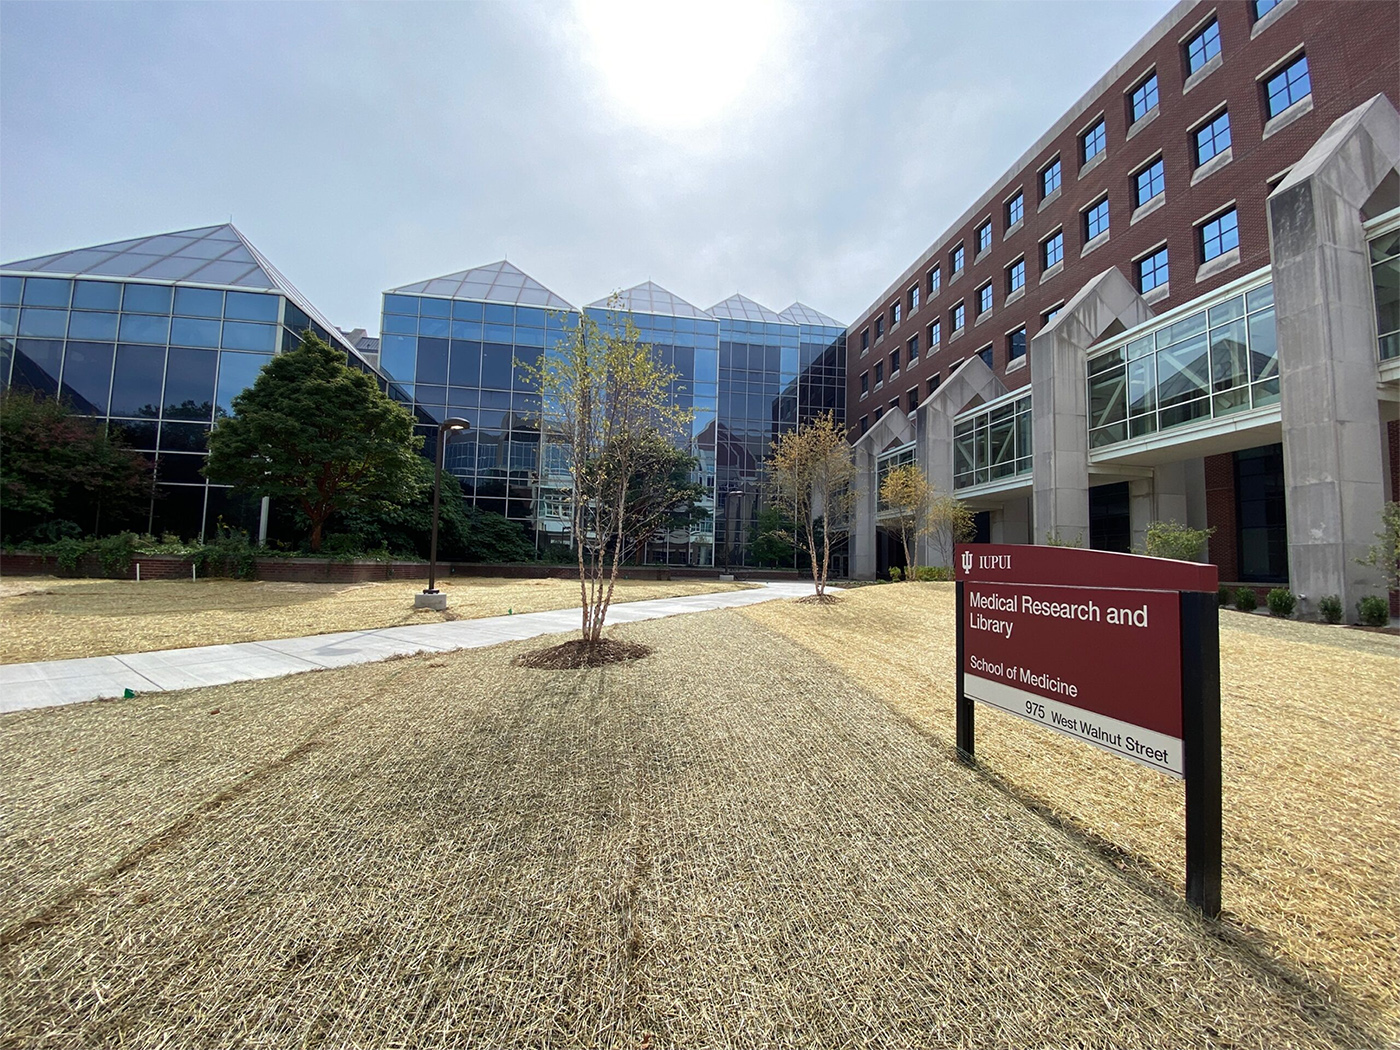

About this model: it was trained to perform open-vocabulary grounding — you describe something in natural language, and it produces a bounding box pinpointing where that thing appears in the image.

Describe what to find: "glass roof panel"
[203,227,243,241]
[46,249,120,272]
[133,257,210,280]
[777,302,844,328]
[229,267,278,288]
[172,240,238,260]
[707,293,783,324]
[589,281,708,318]
[386,260,572,308]
[186,259,263,286]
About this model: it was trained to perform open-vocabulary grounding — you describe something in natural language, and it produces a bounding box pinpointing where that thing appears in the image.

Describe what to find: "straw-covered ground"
[2,603,1393,1048]
[0,575,755,664]
[741,583,1400,1042]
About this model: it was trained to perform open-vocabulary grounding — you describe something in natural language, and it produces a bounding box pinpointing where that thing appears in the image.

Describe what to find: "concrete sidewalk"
[0,581,821,715]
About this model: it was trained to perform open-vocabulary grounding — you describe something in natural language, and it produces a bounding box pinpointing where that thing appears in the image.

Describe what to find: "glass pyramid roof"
[778,302,844,328]
[588,281,710,318]
[1,223,355,355]
[707,293,783,324]
[387,260,572,309]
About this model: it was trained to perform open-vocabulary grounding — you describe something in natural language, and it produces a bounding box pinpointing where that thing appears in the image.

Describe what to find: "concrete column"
[990,498,1031,545]
[852,440,878,579]
[1031,269,1155,547]
[1267,94,1400,611]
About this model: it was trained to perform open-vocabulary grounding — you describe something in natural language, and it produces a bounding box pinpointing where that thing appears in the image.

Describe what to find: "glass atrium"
[1,225,375,539]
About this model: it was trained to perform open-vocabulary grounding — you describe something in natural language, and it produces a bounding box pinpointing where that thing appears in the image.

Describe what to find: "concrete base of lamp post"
[719,574,736,582]
[414,591,448,611]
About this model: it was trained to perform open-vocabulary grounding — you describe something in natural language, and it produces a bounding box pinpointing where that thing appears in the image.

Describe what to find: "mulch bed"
[513,637,654,669]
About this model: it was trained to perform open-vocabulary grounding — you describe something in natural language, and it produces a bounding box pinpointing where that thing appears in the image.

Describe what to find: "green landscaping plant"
[768,412,856,600]
[888,566,902,582]
[1317,594,1343,624]
[1142,520,1215,562]
[916,566,953,581]
[94,532,139,577]
[1043,530,1084,548]
[1357,595,1390,627]
[1234,587,1258,612]
[1356,501,1400,593]
[1266,588,1297,618]
[1217,586,1232,608]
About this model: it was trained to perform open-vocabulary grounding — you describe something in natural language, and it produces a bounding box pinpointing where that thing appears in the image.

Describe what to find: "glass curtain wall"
[1086,279,1277,449]
[1371,227,1399,361]
[378,292,563,530]
[0,273,327,539]
[953,391,1033,490]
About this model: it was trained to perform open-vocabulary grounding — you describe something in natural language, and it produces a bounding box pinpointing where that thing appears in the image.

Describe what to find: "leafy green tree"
[618,435,708,562]
[335,457,536,562]
[879,462,934,577]
[0,389,152,540]
[1358,501,1400,593]
[751,505,795,567]
[1142,519,1214,562]
[204,332,421,552]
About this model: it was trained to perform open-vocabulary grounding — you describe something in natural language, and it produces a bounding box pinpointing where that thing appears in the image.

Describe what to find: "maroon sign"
[956,544,1218,776]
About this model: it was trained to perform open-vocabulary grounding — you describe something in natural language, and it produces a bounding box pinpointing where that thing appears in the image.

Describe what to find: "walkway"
[0,581,820,715]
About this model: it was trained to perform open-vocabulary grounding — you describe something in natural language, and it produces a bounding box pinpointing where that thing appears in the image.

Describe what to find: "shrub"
[45,537,90,573]
[1317,594,1343,624]
[94,532,139,577]
[1217,586,1232,608]
[1266,588,1296,618]
[916,565,953,582]
[1142,520,1215,562]
[1234,587,1258,612]
[1357,595,1390,627]
[195,527,258,580]
[888,566,903,582]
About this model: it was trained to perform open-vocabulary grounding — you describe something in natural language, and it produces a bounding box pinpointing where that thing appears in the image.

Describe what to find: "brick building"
[847,0,1399,617]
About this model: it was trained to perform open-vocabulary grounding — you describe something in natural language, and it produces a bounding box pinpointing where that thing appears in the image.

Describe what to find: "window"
[977,220,993,254]
[860,415,869,434]
[929,319,941,346]
[1007,258,1026,294]
[1008,326,1027,361]
[1253,0,1280,18]
[952,302,965,331]
[1081,118,1107,163]
[1041,157,1062,199]
[875,361,884,384]
[889,397,901,414]
[977,284,993,315]
[1200,208,1239,261]
[928,267,942,295]
[1194,110,1231,165]
[1085,198,1110,241]
[861,328,870,352]
[1043,303,1063,326]
[1043,229,1064,270]
[978,344,995,369]
[1265,55,1310,118]
[876,315,885,338]
[1138,247,1169,292]
[907,388,919,412]
[908,334,919,362]
[1135,158,1165,206]
[909,285,920,312]
[928,375,942,398]
[1186,18,1221,75]
[891,301,902,327]
[951,244,965,273]
[1131,72,1159,122]
[875,406,884,422]
[889,347,900,373]
[860,372,869,396]
[1006,192,1024,228]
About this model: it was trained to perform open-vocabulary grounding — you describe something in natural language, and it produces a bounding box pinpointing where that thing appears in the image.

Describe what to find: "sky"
[1,0,1175,330]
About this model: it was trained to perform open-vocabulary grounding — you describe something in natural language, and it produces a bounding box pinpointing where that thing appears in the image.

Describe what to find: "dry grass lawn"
[1,609,1389,1048]
[741,583,1400,1040]
[0,575,755,664]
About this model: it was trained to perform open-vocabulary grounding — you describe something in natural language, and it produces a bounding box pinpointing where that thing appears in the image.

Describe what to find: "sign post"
[955,544,1221,917]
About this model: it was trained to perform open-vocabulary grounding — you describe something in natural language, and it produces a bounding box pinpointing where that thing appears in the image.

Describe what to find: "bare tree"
[879,462,934,578]
[531,300,691,647]
[767,412,856,599]
[927,492,976,569]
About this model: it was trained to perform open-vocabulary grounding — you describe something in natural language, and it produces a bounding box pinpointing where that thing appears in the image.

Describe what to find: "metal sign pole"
[956,579,975,764]
[1180,590,1222,918]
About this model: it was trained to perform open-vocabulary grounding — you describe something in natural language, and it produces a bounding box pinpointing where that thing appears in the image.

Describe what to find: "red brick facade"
[1203,453,1239,583]
[847,1,1400,424]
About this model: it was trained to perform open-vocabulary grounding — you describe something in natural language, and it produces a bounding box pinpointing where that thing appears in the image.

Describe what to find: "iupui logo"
[961,550,974,574]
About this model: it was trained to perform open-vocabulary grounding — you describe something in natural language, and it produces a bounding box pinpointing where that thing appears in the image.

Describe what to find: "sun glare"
[574,0,784,132]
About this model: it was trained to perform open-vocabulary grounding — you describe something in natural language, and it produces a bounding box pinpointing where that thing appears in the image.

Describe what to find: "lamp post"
[417,417,471,609]
[724,488,744,576]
